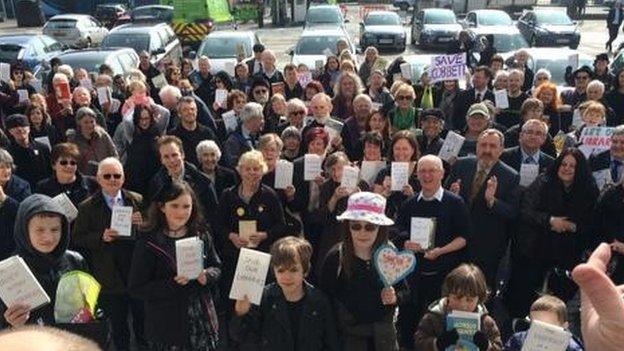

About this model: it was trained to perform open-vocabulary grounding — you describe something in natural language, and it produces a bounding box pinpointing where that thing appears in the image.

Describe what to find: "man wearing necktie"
[500,119,555,176]
[589,126,624,190]
[452,66,495,131]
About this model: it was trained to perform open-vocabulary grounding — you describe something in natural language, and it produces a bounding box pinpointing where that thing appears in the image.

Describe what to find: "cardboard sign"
[579,127,613,155]
[373,244,417,287]
[229,248,271,305]
[428,53,467,83]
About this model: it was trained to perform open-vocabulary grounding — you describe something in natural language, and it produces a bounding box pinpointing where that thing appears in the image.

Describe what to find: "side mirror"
[188,51,197,59]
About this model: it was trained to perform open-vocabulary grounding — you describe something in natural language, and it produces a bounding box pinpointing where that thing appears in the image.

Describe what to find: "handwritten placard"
[438,131,465,161]
[274,159,294,189]
[494,89,509,109]
[52,193,78,222]
[410,217,436,250]
[229,248,271,305]
[579,127,613,156]
[341,165,359,190]
[304,154,323,181]
[110,206,133,237]
[428,53,466,83]
[175,237,204,279]
[238,220,258,248]
[391,162,409,191]
[215,89,228,108]
[521,319,571,351]
[373,244,417,287]
[0,255,50,310]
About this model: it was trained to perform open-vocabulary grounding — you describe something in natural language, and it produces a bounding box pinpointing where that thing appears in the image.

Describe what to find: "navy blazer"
[452,88,495,131]
[588,149,611,172]
[500,146,555,175]
[445,157,520,259]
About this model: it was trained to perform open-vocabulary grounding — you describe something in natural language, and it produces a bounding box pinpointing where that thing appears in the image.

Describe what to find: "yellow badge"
[236,207,245,217]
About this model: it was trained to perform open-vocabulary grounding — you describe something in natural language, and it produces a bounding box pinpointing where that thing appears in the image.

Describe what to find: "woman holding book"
[129,180,221,351]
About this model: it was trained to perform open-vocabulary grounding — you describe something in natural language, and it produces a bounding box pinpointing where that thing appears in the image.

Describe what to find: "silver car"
[290,27,357,72]
[194,31,262,74]
[43,14,109,49]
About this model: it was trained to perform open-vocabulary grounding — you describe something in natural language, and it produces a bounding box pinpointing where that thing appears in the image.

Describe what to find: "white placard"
[274,159,294,189]
[52,192,78,222]
[494,89,509,109]
[579,127,613,155]
[341,165,359,190]
[438,131,465,161]
[0,255,50,310]
[152,73,167,89]
[0,63,10,83]
[428,53,467,83]
[224,61,236,77]
[215,89,228,108]
[97,87,111,106]
[17,89,29,104]
[521,319,571,351]
[410,217,436,250]
[391,162,409,191]
[34,136,51,151]
[175,237,204,279]
[571,108,582,128]
[222,110,238,133]
[592,169,611,190]
[400,62,412,80]
[79,78,93,90]
[229,248,271,305]
[238,220,258,248]
[519,164,540,187]
[110,206,133,237]
[360,161,386,185]
[567,54,579,70]
[304,154,323,181]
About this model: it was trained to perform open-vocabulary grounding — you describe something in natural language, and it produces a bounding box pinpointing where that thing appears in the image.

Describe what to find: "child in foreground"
[414,263,503,351]
[504,295,584,351]
[231,236,339,350]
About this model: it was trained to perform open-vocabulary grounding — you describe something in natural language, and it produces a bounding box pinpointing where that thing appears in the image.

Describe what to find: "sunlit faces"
[198,58,211,74]
[392,138,415,162]
[611,134,624,159]
[586,85,604,101]
[307,137,327,155]
[160,193,193,231]
[78,116,97,137]
[285,68,298,84]
[515,51,529,66]
[537,89,554,106]
[353,98,372,119]
[199,150,218,173]
[327,57,340,71]
[395,93,413,109]
[421,116,443,139]
[534,73,549,87]
[260,142,280,169]
[288,108,306,126]
[349,220,379,251]
[246,116,265,134]
[490,60,503,73]
[364,141,382,161]
[159,142,185,176]
[252,86,269,105]
[417,159,443,193]
[523,106,544,122]
[261,51,277,71]
[582,108,605,127]
[368,112,386,133]
[467,114,490,134]
[28,214,62,254]
[369,72,384,89]
[519,124,547,152]
[235,64,248,79]
[239,161,264,185]
[310,97,332,118]
[271,98,287,116]
[476,133,503,166]
[178,102,198,124]
[447,293,479,313]
[330,158,349,182]
[0,163,12,185]
[8,126,30,145]
[507,72,523,94]
[73,88,91,106]
[274,263,305,297]
[340,76,356,97]
[283,136,300,155]
[574,73,590,90]
[232,98,246,113]
[558,154,577,186]
[472,70,489,90]
[53,157,77,180]
[443,80,457,91]
[97,162,124,195]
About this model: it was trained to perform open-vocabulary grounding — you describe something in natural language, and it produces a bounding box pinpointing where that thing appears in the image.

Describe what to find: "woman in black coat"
[505,147,598,317]
[129,181,221,350]
[0,148,31,260]
[124,106,161,195]
[26,104,63,148]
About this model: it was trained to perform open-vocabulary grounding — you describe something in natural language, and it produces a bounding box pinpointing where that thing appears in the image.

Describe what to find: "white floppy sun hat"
[336,191,394,226]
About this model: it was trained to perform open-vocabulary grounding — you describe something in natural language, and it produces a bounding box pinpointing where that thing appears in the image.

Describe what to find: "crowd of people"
[0,36,624,351]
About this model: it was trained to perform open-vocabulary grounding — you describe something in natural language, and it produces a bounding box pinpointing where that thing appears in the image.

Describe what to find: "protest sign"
[428,53,466,83]
[229,248,271,305]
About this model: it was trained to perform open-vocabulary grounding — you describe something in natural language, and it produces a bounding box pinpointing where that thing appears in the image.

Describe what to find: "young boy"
[505,295,584,351]
[231,236,339,351]
[414,264,503,351]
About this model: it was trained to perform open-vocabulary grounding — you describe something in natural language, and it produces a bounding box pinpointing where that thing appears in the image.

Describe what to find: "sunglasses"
[102,174,122,180]
[396,95,412,101]
[350,223,378,232]
[58,159,77,166]
[290,110,306,116]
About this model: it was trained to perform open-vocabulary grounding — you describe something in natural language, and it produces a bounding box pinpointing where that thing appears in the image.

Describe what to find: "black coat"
[452,88,495,131]
[231,282,339,351]
[8,139,52,188]
[504,124,558,158]
[35,172,98,206]
[500,146,555,175]
[124,127,160,195]
[0,175,30,260]
[213,165,239,197]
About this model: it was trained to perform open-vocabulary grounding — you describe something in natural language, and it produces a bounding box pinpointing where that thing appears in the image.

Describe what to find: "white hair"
[159,85,182,100]
[97,157,123,175]
[587,80,605,95]
[240,102,264,123]
[535,68,552,80]
[196,140,222,161]
[418,154,443,171]
[57,65,74,79]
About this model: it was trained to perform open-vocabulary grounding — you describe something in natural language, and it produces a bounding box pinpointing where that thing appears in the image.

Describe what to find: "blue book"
[446,310,481,351]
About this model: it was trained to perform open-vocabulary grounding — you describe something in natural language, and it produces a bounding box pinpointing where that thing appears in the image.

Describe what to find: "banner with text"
[428,53,467,83]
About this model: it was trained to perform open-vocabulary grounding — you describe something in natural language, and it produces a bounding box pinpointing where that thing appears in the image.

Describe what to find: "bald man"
[0,326,101,351]
[253,49,284,88]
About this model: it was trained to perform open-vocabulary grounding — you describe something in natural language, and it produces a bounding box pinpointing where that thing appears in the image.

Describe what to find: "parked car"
[402,54,436,81]
[114,5,174,27]
[53,48,139,77]
[94,3,129,29]
[43,14,108,49]
[517,9,580,49]
[393,0,416,11]
[501,48,592,86]
[102,22,182,68]
[194,31,262,74]
[290,27,357,71]
[460,9,514,28]
[0,34,64,71]
[304,4,348,30]
[359,11,406,52]
[411,8,462,49]
[467,26,529,54]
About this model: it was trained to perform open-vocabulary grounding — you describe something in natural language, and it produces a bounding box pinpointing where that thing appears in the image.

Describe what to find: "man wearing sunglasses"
[72,157,146,351]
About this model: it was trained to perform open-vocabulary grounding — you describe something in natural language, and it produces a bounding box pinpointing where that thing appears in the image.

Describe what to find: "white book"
[391,162,409,191]
[52,193,78,222]
[215,89,228,107]
[341,165,360,190]
[34,136,51,151]
[274,159,294,189]
[0,62,10,83]
[400,62,412,80]
[360,161,386,185]
[97,87,111,106]
[410,217,436,250]
[571,108,583,128]
[438,131,465,161]
[110,206,133,237]
[175,237,204,279]
[304,154,323,181]
[17,89,29,104]
[222,110,238,133]
[519,164,540,187]
[238,220,258,248]
[567,54,579,70]
[521,320,571,351]
[229,248,271,305]
[152,74,167,89]
[494,89,509,109]
[0,255,50,310]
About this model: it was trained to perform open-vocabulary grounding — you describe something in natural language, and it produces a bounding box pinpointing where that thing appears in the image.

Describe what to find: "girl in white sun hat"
[319,191,407,351]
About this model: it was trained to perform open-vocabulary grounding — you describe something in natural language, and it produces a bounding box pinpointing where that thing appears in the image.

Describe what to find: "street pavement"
[0,3,619,68]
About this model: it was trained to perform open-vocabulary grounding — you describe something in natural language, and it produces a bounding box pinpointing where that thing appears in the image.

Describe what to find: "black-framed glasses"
[396,95,412,101]
[350,223,378,232]
[58,159,77,166]
[102,174,122,180]
[290,110,305,116]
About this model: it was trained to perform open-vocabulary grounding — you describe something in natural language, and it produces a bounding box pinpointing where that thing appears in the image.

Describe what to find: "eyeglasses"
[58,159,77,166]
[290,110,306,116]
[396,95,412,101]
[350,223,378,232]
[102,174,122,180]
[254,89,268,94]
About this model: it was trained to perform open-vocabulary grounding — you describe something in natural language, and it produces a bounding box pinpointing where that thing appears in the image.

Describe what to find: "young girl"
[320,192,406,351]
[414,264,503,351]
[129,181,221,350]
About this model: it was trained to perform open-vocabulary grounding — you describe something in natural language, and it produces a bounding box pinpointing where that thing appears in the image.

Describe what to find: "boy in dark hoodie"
[1,194,87,328]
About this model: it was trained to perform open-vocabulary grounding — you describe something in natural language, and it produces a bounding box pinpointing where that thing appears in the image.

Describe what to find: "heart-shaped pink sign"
[373,244,417,287]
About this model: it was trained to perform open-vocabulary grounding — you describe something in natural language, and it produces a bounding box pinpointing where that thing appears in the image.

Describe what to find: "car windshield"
[200,36,252,59]
[295,36,344,55]
[307,8,342,24]
[533,57,592,85]
[424,11,456,24]
[365,14,400,26]
[535,11,573,25]
[46,19,77,29]
[0,44,23,62]
[102,34,150,53]
[490,33,528,52]
[477,12,512,26]
[58,54,109,73]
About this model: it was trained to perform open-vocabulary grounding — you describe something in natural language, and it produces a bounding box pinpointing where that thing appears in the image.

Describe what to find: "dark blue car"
[0,34,65,71]
[517,9,580,49]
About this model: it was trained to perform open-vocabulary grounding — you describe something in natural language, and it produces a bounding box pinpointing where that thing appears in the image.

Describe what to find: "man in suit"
[72,157,145,351]
[446,128,520,289]
[589,125,624,190]
[452,66,495,131]
[246,43,265,76]
[223,102,265,168]
[500,119,555,180]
